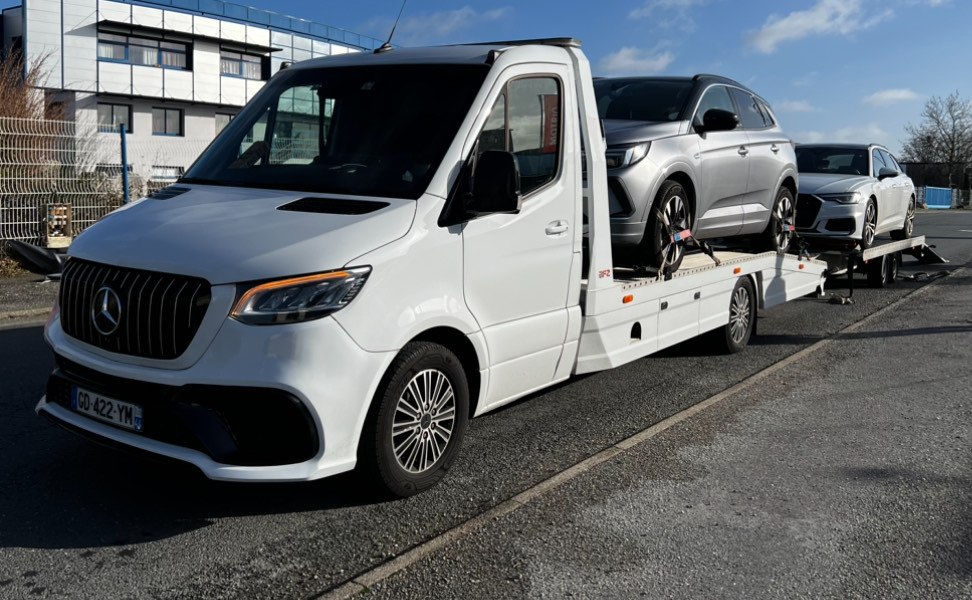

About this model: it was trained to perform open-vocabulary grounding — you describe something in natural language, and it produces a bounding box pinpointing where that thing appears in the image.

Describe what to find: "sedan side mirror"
[697,109,740,134]
[878,167,900,181]
[465,151,522,217]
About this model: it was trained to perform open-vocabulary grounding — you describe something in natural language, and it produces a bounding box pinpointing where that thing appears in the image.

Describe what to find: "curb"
[0,307,52,322]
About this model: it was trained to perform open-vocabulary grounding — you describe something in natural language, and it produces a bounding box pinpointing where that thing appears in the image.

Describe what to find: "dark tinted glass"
[184,64,489,199]
[594,78,693,122]
[729,88,766,129]
[871,149,887,176]
[796,147,870,175]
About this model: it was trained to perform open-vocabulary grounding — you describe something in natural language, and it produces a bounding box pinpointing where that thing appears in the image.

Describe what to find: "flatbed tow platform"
[808,235,948,291]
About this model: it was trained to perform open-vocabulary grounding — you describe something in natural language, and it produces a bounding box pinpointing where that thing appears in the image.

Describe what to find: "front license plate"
[71,386,144,432]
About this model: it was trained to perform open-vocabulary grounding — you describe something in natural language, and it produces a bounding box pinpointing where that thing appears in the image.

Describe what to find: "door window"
[729,88,766,129]
[476,77,561,196]
[695,85,734,123]
[871,149,888,177]
[878,149,897,174]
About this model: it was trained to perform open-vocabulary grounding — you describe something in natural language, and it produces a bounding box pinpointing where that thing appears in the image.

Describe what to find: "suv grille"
[60,259,212,360]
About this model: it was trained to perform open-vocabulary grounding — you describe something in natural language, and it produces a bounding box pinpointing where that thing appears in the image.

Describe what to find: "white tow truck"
[38,39,827,496]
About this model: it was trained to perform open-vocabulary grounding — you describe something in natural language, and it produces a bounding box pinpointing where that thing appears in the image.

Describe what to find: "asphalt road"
[0,210,969,599]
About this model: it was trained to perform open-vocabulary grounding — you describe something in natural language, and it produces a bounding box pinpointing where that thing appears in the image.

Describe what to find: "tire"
[358,341,469,498]
[887,251,900,285]
[714,276,756,354]
[867,255,890,288]
[642,180,691,272]
[890,195,915,240]
[761,187,795,253]
[860,198,878,249]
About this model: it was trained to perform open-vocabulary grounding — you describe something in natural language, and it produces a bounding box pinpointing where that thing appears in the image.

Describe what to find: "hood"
[69,185,416,284]
[799,173,872,195]
[602,120,683,146]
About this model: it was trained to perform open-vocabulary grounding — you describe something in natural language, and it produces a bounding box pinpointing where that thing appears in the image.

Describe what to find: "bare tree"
[901,92,972,187]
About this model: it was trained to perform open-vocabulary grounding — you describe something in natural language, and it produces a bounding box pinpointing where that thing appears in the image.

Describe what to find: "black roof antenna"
[375,0,407,53]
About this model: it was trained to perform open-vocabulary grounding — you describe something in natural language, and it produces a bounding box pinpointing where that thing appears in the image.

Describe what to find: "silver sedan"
[795,143,916,248]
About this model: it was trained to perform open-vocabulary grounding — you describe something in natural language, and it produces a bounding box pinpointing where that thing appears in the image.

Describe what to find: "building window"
[220,51,263,80]
[98,103,132,133]
[97,33,189,70]
[215,113,235,135]
[152,108,183,136]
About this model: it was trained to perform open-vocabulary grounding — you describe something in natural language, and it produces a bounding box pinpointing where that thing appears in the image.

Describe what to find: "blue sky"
[259,0,968,156]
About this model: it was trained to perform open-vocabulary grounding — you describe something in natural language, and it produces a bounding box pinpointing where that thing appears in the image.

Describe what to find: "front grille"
[60,258,212,360]
[796,194,821,229]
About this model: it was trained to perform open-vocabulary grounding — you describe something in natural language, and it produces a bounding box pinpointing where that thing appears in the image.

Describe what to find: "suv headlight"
[605,142,650,169]
[231,267,371,325]
[819,192,863,204]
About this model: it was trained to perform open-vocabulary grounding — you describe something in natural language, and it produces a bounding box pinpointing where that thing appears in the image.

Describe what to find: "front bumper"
[38,314,396,481]
[796,194,865,241]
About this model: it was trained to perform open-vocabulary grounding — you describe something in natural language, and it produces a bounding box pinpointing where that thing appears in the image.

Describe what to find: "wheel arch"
[408,326,483,418]
[665,170,697,224]
[780,175,797,198]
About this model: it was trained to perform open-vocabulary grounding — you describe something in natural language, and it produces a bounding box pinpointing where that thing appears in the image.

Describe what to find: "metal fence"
[0,116,209,247]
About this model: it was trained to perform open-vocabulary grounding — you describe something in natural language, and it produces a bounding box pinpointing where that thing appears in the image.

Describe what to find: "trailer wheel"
[866,255,891,288]
[643,180,690,272]
[887,251,900,284]
[890,196,915,240]
[716,277,756,354]
[760,187,795,253]
[359,342,469,498]
[860,199,878,249]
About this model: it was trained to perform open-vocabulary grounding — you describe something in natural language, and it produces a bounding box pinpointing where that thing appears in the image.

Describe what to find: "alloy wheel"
[660,194,689,266]
[863,201,877,247]
[774,193,795,250]
[391,368,456,474]
[729,285,752,344]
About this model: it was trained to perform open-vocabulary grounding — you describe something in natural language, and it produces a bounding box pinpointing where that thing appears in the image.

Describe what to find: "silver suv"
[594,75,797,270]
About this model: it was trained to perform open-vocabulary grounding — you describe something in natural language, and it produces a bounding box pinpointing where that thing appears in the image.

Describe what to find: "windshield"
[796,147,869,176]
[593,78,693,122]
[183,64,489,198]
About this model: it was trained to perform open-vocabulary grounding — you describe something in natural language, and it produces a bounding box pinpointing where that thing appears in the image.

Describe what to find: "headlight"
[231,267,371,325]
[819,192,863,204]
[605,142,650,169]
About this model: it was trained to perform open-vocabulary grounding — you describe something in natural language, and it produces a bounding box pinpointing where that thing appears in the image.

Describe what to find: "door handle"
[738,146,749,156]
[770,144,780,153]
[545,220,569,235]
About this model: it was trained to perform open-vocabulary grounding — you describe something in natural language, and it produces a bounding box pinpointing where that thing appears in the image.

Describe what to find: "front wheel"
[358,342,469,498]
[643,180,691,272]
[890,196,915,240]
[860,198,878,249]
[761,187,795,253]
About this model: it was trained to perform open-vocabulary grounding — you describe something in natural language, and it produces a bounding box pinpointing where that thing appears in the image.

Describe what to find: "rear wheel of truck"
[359,341,469,498]
[643,180,691,272]
[713,276,756,354]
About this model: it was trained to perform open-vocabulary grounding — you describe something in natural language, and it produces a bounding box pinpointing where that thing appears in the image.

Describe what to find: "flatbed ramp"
[575,251,827,374]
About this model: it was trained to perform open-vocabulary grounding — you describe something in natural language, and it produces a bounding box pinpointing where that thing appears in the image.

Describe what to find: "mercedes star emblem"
[91,286,122,336]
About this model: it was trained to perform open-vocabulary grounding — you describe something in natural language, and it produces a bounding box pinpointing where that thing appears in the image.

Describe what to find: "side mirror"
[466,151,521,216]
[698,109,740,134]
[877,167,899,181]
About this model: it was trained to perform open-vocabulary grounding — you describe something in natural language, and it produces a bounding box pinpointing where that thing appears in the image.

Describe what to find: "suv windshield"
[594,79,693,122]
[183,64,488,199]
[796,146,869,176]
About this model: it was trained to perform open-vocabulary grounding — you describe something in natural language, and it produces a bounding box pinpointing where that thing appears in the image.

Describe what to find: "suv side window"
[477,76,561,196]
[871,149,888,176]
[757,99,776,127]
[729,87,766,129]
[695,85,734,124]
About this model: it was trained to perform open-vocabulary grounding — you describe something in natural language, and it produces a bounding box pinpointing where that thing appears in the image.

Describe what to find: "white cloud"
[792,124,889,145]
[776,100,818,113]
[597,47,676,76]
[862,89,920,106]
[746,0,893,54]
[366,7,510,46]
[630,0,708,32]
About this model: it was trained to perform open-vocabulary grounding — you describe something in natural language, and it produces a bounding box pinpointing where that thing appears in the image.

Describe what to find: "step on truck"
[38,39,828,497]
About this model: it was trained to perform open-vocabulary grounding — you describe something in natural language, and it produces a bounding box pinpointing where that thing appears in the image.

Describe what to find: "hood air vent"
[277,198,390,215]
[148,186,191,200]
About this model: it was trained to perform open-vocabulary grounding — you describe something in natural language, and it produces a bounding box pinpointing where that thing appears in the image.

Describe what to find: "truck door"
[462,70,575,407]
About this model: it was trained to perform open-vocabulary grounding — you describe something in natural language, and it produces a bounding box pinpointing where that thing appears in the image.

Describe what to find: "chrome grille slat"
[59,259,211,360]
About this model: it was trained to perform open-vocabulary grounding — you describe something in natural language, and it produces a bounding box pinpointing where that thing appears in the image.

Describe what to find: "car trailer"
[808,235,948,297]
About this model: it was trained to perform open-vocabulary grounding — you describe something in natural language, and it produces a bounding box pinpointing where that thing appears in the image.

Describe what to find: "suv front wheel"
[643,180,691,271]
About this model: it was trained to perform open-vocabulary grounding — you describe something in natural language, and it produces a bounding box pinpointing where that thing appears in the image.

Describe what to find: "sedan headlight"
[819,192,863,204]
[605,142,650,169]
[231,267,371,325]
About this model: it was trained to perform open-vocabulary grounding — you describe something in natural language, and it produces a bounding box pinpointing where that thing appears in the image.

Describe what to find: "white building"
[0,0,379,184]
